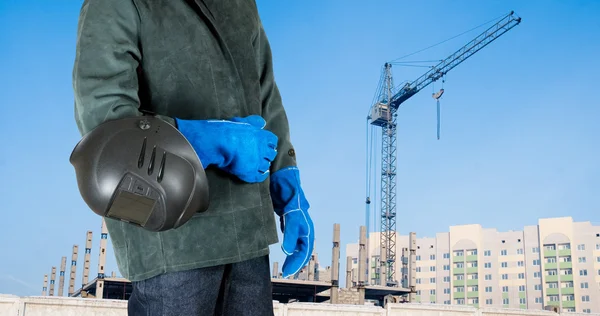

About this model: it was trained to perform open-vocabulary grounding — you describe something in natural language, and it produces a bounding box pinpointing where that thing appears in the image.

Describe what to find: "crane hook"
[432,89,444,140]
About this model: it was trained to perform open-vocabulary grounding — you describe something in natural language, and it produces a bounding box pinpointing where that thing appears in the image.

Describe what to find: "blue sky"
[0,0,598,296]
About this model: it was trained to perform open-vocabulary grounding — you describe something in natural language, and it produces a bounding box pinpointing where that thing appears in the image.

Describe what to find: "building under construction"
[41,221,414,306]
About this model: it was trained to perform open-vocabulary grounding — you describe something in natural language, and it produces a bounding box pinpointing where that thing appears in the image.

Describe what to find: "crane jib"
[389,11,522,109]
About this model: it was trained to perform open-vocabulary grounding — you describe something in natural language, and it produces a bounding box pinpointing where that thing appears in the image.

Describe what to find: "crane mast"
[367,11,521,286]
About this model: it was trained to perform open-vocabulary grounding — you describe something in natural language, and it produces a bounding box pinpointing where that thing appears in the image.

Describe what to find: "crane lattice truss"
[367,11,521,286]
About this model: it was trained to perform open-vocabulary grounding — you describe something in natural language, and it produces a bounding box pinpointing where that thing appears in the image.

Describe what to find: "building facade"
[346,217,600,313]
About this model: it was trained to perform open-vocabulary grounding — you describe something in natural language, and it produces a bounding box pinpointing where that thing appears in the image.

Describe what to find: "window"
[517,261,524,267]
[579,257,587,263]
[416,267,421,272]
[520,298,526,304]
[444,288,450,294]
[454,287,464,292]
[597,244,600,250]
[519,285,526,292]
[533,259,540,266]
[561,281,573,288]
[484,262,491,268]
[578,244,586,251]
[560,256,571,262]
[468,273,478,280]
[468,261,478,268]
[546,257,557,263]
[416,290,421,295]
[502,286,509,292]
[454,250,464,256]
[485,274,492,280]
[416,278,421,284]
[443,276,450,282]
[580,269,588,276]
[430,277,436,283]
[430,289,436,295]
[430,254,436,260]
[549,295,559,301]
[467,249,477,256]
[469,298,479,304]
[443,253,450,259]
[430,266,436,272]
[564,294,575,301]
[455,262,464,268]
[501,249,507,256]
[535,297,543,303]
[545,244,556,250]
[558,243,569,250]
[484,250,491,256]
[582,295,590,302]
[517,248,524,255]
[534,272,541,278]
[416,255,421,261]
[485,299,492,305]
[469,286,478,292]
[534,284,542,290]
[455,274,464,280]
[485,286,492,292]
[597,256,600,263]
[583,309,591,314]
[501,262,508,268]
[444,300,450,305]
[547,269,557,276]
[532,247,540,253]
[502,274,508,280]
[455,298,465,305]
[443,264,450,270]
[581,282,589,288]
[503,298,509,305]
[548,282,559,288]
[518,273,525,279]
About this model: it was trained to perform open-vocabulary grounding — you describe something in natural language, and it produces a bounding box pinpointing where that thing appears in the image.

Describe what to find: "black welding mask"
[69,115,210,232]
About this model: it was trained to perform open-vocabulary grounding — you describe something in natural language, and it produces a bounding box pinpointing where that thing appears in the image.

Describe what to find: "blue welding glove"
[175,115,278,183]
[270,166,315,278]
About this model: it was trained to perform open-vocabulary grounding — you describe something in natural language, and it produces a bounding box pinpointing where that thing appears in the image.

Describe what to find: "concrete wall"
[1,295,599,316]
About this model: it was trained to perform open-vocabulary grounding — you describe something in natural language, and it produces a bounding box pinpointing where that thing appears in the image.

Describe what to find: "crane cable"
[388,11,510,63]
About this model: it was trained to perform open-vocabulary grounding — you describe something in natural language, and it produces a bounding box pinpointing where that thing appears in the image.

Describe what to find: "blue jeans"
[127,255,274,316]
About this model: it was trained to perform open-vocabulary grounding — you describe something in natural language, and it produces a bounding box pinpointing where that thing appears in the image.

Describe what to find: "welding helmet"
[69,115,210,232]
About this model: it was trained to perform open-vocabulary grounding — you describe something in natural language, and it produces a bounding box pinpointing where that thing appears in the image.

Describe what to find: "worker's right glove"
[175,115,278,183]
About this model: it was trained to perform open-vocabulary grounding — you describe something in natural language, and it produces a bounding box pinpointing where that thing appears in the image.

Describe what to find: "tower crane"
[366,11,521,286]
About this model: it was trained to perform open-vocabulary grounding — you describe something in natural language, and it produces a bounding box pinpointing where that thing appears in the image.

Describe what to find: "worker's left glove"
[270,166,315,278]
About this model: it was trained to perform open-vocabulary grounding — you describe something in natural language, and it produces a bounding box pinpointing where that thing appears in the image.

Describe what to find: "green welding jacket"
[72,0,296,282]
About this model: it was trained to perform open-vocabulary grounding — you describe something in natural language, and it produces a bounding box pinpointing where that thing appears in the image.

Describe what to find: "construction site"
[4,7,598,316]
[37,220,415,306]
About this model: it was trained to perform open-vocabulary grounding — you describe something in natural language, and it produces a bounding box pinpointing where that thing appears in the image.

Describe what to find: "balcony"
[454,292,465,299]
[561,274,573,282]
[544,263,557,270]
[546,288,559,295]
[562,300,576,308]
[453,268,464,275]
[467,279,479,286]
[561,287,574,295]
[545,275,558,282]
[558,249,571,257]
[454,280,465,287]
[454,255,465,262]
[544,250,556,258]
[559,262,572,269]
[466,267,478,274]
[466,255,478,262]
[467,291,479,298]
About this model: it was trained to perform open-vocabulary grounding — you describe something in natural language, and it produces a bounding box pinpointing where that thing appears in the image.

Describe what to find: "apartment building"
[346,217,600,313]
